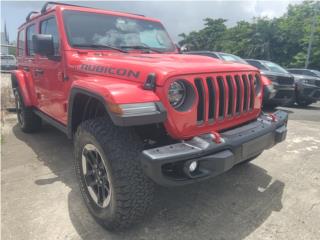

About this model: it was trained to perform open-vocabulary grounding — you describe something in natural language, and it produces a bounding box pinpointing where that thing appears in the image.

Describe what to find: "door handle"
[35,69,44,75]
[23,66,30,72]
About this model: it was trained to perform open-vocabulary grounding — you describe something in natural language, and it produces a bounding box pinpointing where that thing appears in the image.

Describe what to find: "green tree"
[179,18,227,50]
[179,0,320,70]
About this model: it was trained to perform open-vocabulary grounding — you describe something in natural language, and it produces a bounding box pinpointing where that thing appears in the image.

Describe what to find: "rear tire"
[14,88,42,133]
[74,117,154,231]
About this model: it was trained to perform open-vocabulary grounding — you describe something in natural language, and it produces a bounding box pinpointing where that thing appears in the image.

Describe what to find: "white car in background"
[1,55,17,70]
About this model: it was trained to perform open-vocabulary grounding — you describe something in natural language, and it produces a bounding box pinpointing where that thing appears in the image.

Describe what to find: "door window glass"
[40,17,60,55]
[26,24,36,56]
[247,60,268,70]
[17,30,25,56]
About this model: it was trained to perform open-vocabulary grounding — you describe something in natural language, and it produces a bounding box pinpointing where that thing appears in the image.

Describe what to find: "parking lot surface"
[1,100,320,240]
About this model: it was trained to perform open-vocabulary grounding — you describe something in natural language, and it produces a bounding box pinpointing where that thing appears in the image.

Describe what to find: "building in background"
[1,21,10,55]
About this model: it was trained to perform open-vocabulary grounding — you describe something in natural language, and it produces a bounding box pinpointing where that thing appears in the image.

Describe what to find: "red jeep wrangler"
[12,2,288,230]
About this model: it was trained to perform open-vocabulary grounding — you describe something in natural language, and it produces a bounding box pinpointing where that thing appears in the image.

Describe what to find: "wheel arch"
[67,87,112,138]
[11,70,33,106]
[67,80,166,138]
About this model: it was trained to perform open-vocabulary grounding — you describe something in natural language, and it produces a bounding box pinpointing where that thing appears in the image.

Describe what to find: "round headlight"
[168,80,187,108]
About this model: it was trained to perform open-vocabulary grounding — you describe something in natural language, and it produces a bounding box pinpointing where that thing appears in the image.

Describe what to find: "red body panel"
[261,75,272,86]
[71,77,161,104]
[15,4,263,139]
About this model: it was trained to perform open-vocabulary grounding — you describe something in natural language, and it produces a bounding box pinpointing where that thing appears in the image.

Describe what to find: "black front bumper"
[141,110,288,186]
[268,84,295,105]
[1,65,17,70]
[296,82,320,102]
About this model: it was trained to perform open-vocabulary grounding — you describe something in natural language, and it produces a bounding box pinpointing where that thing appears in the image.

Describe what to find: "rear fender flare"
[11,70,33,106]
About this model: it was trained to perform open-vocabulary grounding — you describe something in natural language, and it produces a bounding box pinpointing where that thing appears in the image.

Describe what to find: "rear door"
[23,24,40,106]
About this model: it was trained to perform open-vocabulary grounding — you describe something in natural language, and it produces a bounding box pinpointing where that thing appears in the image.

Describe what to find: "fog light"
[189,161,198,172]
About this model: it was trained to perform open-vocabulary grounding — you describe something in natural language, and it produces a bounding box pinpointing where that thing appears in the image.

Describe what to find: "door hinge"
[58,72,69,82]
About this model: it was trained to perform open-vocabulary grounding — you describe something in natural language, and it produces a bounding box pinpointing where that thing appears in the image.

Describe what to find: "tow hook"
[210,131,222,144]
[268,113,278,122]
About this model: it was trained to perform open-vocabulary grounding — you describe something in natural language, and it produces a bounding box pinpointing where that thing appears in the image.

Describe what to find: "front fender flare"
[67,80,165,138]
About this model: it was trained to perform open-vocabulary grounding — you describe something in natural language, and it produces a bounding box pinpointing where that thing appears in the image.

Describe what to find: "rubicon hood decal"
[69,53,259,85]
[76,64,141,80]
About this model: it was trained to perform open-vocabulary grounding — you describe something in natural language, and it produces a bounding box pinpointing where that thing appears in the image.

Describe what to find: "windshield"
[247,60,269,70]
[219,53,247,64]
[311,70,320,77]
[262,61,289,74]
[63,10,175,52]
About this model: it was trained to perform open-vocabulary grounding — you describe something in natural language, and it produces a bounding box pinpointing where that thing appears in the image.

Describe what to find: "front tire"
[296,97,313,107]
[74,117,154,230]
[14,89,41,133]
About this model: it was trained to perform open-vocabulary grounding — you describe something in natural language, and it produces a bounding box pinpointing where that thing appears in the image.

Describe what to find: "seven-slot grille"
[194,73,258,124]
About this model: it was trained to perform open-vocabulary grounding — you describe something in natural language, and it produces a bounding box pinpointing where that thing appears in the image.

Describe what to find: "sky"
[1,0,303,43]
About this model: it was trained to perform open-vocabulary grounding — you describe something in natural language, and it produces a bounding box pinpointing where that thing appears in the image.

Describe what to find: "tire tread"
[74,117,154,230]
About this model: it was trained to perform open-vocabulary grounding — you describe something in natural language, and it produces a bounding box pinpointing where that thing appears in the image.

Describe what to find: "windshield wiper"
[73,44,128,53]
[120,45,162,53]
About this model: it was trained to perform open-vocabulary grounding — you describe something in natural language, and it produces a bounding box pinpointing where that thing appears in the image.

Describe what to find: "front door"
[36,16,68,124]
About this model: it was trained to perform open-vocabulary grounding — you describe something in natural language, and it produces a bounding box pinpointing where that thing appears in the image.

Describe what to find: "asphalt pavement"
[1,103,320,240]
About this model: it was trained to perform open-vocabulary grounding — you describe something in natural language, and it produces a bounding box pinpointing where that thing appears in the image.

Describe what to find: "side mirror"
[180,44,190,52]
[33,34,54,56]
[175,43,182,54]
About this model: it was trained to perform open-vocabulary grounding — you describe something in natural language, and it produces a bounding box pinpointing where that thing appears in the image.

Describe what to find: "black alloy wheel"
[81,144,111,208]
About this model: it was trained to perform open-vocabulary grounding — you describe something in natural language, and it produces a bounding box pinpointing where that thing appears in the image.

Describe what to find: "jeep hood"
[71,52,259,86]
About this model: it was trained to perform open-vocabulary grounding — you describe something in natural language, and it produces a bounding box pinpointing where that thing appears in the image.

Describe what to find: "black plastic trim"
[296,82,320,102]
[194,78,206,123]
[226,75,234,115]
[41,1,145,16]
[268,84,295,104]
[206,77,215,121]
[141,110,288,187]
[26,11,39,22]
[235,75,241,114]
[217,76,225,119]
[248,74,255,110]
[242,74,249,112]
[33,109,67,134]
[67,87,167,138]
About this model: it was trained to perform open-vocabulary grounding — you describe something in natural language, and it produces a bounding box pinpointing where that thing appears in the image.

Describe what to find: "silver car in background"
[1,55,17,71]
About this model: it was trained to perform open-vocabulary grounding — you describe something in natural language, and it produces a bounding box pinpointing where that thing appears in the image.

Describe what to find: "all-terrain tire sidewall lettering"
[74,117,155,230]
